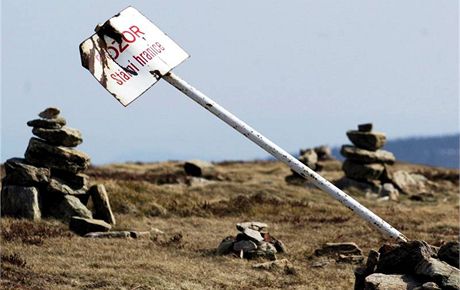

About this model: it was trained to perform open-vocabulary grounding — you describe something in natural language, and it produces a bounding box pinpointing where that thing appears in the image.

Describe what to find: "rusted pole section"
[163,72,407,242]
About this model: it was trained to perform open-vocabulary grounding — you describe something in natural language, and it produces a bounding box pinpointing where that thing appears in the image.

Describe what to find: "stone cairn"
[216,222,286,260]
[354,240,459,290]
[1,107,115,235]
[339,123,399,200]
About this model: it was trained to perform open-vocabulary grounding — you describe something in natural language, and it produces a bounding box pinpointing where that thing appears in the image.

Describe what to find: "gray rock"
[298,149,318,170]
[438,242,459,269]
[347,130,386,151]
[47,177,87,196]
[364,273,422,290]
[51,171,89,189]
[233,240,257,252]
[391,171,428,195]
[415,257,460,290]
[313,145,334,161]
[376,240,435,274]
[88,184,116,225]
[337,254,365,264]
[32,127,83,147]
[69,217,111,236]
[379,183,399,201]
[184,160,216,178]
[25,137,90,174]
[27,117,66,129]
[340,145,395,164]
[236,221,268,233]
[358,123,373,132]
[38,107,60,119]
[243,228,264,244]
[1,186,41,220]
[414,282,442,290]
[217,236,236,255]
[129,231,151,239]
[342,160,385,181]
[315,242,363,257]
[48,195,92,221]
[365,250,380,273]
[3,158,50,186]
[84,231,131,238]
[259,241,277,254]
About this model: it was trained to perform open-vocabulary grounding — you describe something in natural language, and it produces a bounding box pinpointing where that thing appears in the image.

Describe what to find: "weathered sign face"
[80,7,189,106]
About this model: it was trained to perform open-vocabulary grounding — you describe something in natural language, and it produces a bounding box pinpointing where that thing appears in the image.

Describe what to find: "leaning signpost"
[80,6,407,242]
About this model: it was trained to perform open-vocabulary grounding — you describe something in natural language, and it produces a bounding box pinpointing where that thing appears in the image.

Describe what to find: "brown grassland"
[1,160,459,289]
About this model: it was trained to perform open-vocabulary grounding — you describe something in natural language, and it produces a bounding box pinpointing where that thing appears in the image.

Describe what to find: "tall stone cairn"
[340,123,399,200]
[1,107,115,229]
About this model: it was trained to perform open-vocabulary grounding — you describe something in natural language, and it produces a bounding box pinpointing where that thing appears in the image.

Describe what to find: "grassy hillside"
[1,160,459,289]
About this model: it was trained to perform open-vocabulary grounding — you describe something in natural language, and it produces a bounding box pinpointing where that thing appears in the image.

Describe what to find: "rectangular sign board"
[80,7,189,106]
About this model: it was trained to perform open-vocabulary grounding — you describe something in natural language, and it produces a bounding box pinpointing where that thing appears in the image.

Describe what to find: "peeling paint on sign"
[80,7,189,106]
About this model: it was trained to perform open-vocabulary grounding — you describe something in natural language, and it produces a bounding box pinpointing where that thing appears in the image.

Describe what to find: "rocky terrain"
[1,155,458,289]
[1,114,458,290]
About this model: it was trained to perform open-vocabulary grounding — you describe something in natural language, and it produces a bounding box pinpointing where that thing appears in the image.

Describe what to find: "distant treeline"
[332,134,460,169]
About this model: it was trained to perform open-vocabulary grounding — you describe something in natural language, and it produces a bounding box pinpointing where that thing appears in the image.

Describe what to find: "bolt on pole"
[163,72,408,242]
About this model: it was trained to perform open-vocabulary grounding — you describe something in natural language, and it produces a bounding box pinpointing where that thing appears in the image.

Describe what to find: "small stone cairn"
[1,107,115,235]
[339,123,399,200]
[216,222,286,260]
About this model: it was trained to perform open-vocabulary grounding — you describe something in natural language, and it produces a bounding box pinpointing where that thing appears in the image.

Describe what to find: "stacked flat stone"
[1,108,115,232]
[340,123,399,199]
[216,222,287,260]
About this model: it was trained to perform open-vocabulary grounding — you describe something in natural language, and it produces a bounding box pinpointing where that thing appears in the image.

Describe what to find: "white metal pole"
[163,72,407,242]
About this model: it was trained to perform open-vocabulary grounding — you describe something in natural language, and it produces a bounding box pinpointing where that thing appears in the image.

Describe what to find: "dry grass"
[1,160,459,289]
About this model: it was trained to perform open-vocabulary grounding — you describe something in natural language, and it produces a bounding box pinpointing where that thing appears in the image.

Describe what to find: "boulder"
[38,107,60,119]
[51,171,88,189]
[414,282,442,290]
[314,145,334,161]
[236,221,268,233]
[1,185,41,220]
[24,137,90,174]
[32,126,83,147]
[233,240,257,253]
[47,177,87,196]
[217,236,236,255]
[183,160,216,178]
[48,195,92,221]
[298,149,318,170]
[69,217,111,236]
[342,160,385,180]
[88,184,116,225]
[346,131,386,151]
[129,231,151,239]
[438,242,459,269]
[364,273,422,290]
[376,240,435,274]
[415,257,460,290]
[242,228,264,244]
[84,231,131,238]
[358,123,373,132]
[391,171,428,195]
[27,117,66,129]
[3,158,50,186]
[379,183,399,201]
[340,145,395,164]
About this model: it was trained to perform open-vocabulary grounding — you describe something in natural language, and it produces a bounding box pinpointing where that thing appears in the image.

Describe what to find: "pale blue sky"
[1,1,458,164]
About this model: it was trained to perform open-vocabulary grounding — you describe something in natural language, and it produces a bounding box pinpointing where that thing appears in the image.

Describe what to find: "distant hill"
[332,134,460,169]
